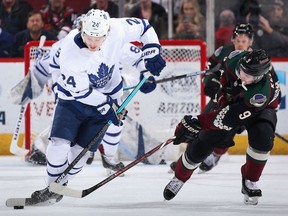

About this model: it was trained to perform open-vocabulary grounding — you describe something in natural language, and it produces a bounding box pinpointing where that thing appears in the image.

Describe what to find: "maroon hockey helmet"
[232,23,254,40]
[237,49,271,77]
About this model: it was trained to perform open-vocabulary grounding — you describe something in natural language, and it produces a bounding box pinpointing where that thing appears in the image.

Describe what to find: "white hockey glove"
[142,43,166,76]
[96,96,127,126]
[8,70,43,105]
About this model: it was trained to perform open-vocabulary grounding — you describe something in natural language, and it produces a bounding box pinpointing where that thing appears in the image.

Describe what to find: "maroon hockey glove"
[173,115,202,145]
[217,92,233,108]
[217,92,228,107]
[203,74,221,98]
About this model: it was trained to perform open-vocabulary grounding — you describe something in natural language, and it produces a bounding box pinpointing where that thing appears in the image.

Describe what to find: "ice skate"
[159,159,167,165]
[198,152,220,173]
[163,177,184,200]
[98,144,125,176]
[26,146,47,166]
[86,152,95,165]
[30,186,63,205]
[241,178,262,205]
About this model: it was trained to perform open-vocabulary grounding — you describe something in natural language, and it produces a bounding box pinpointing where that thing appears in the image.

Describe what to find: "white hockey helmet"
[72,14,85,29]
[81,9,110,37]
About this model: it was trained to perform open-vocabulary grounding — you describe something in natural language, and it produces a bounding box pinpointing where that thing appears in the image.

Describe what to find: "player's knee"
[248,121,274,152]
[49,137,71,147]
[46,137,71,165]
[186,139,214,163]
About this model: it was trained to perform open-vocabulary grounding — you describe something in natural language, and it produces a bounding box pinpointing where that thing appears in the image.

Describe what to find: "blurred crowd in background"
[0,0,287,58]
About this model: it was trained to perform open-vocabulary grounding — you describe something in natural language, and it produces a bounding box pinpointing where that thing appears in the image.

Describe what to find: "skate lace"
[245,180,259,190]
[203,153,220,166]
[103,155,120,166]
[166,177,184,194]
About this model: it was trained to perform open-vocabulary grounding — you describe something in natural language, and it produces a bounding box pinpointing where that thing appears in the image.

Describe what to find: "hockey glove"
[36,48,45,60]
[216,90,233,108]
[174,115,202,145]
[203,74,221,98]
[142,43,166,76]
[96,96,128,126]
[139,72,156,94]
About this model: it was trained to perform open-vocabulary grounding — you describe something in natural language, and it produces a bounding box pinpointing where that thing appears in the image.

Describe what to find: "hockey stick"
[50,136,175,198]
[51,72,152,185]
[275,132,288,144]
[123,64,221,91]
[9,35,46,156]
[9,105,29,156]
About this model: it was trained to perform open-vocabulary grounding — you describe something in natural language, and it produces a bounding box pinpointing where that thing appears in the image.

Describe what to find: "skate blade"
[197,168,208,174]
[243,194,259,205]
[106,169,124,177]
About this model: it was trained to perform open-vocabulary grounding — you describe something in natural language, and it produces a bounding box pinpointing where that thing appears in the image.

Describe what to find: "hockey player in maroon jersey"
[198,23,254,172]
[169,23,255,173]
[163,49,281,205]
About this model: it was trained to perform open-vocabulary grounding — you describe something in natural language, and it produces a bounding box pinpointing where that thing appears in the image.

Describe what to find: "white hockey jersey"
[51,17,159,107]
[33,40,62,87]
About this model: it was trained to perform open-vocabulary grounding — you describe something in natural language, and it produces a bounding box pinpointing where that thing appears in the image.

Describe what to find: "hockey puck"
[14,206,24,209]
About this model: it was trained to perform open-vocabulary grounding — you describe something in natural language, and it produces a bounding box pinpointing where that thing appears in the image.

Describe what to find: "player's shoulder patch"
[250,93,267,107]
[214,46,223,57]
[228,50,244,59]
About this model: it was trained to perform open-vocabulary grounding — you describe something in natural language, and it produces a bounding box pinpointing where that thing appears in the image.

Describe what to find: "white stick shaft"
[9,105,29,156]
[39,35,46,48]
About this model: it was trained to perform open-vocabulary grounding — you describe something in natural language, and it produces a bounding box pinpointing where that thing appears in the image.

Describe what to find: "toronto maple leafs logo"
[88,63,115,88]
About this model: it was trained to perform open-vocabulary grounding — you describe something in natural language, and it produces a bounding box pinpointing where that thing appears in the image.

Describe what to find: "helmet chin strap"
[241,81,248,91]
[236,70,248,91]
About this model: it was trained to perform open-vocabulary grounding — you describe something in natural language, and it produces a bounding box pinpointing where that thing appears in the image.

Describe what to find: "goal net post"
[24,40,56,151]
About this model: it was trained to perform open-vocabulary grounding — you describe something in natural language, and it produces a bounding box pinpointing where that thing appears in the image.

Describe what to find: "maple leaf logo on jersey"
[88,63,114,88]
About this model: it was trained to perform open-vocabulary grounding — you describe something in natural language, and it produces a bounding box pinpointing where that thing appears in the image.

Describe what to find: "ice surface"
[0,155,287,216]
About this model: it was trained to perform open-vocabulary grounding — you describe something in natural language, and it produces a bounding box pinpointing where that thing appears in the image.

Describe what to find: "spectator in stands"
[215,9,235,48]
[0,18,13,57]
[253,0,288,56]
[124,0,136,16]
[40,0,78,40]
[174,0,205,40]
[128,0,168,39]
[10,10,57,57]
[230,0,261,24]
[86,0,119,18]
[174,0,206,19]
[0,0,33,35]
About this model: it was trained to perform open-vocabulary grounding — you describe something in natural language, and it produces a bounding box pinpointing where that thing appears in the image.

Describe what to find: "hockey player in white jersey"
[11,14,157,177]
[24,41,155,172]
[28,9,165,205]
